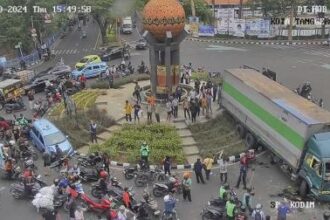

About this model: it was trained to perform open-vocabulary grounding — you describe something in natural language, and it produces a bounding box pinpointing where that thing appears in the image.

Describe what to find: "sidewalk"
[78,80,223,165]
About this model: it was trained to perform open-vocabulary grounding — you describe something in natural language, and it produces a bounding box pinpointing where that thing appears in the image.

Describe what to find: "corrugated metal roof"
[226,68,330,124]
[204,0,248,5]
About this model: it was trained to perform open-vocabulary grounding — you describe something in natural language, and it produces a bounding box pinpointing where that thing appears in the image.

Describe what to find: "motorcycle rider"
[163,191,177,219]
[4,157,15,179]
[236,206,248,220]
[167,173,179,193]
[22,167,35,196]
[138,61,145,73]
[226,198,236,220]
[219,183,229,201]
[16,114,29,126]
[122,187,131,209]
[69,164,81,177]
[97,170,109,196]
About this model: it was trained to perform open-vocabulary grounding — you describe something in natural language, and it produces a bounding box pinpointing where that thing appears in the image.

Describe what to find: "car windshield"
[123,24,131,28]
[44,131,66,146]
[79,58,89,63]
[325,162,330,180]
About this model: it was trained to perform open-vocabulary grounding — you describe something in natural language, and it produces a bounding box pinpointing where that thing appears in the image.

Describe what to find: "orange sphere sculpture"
[143,0,186,41]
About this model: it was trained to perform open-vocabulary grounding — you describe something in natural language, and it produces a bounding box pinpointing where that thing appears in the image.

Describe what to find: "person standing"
[163,156,171,176]
[206,90,213,115]
[124,100,132,122]
[154,103,160,123]
[133,101,141,123]
[200,95,208,116]
[147,103,153,123]
[134,82,141,102]
[203,156,214,181]
[251,204,266,220]
[102,152,110,173]
[182,173,192,202]
[277,200,291,220]
[183,98,190,120]
[193,158,205,184]
[242,188,254,215]
[122,187,132,209]
[226,198,236,220]
[42,150,51,176]
[217,83,222,109]
[219,157,228,184]
[67,193,77,220]
[79,74,86,89]
[140,141,150,163]
[27,90,35,110]
[190,100,197,123]
[90,121,97,143]
[172,96,178,118]
[166,99,172,121]
[74,206,86,220]
[175,86,182,102]
[195,97,200,117]
[213,83,218,102]
[236,152,249,189]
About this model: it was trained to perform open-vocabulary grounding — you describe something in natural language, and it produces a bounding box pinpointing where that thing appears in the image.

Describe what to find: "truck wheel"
[235,124,246,138]
[245,133,256,149]
[299,180,308,198]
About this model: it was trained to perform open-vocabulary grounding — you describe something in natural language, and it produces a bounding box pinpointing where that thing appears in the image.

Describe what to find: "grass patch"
[49,90,101,116]
[90,123,185,164]
[189,112,245,158]
[51,106,116,149]
[191,71,223,85]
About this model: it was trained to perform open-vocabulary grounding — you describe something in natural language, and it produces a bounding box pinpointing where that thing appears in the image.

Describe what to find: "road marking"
[72,49,77,54]
[206,44,247,52]
[321,64,330,70]
[94,30,101,49]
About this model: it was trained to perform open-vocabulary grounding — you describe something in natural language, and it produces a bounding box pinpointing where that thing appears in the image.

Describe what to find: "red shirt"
[240,156,248,166]
[0,121,10,130]
[80,76,86,83]
[122,191,131,207]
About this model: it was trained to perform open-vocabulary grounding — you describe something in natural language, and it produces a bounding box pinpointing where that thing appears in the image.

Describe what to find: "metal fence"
[5,32,61,69]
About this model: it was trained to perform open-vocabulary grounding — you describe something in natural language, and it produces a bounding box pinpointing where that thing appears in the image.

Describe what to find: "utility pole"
[239,0,243,19]
[288,3,294,42]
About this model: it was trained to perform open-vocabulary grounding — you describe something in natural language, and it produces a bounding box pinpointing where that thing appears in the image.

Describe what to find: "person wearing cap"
[140,141,150,163]
[251,204,266,220]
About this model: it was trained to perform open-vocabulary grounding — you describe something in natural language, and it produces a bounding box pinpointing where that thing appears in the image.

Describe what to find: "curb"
[108,149,255,170]
[186,37,327,46]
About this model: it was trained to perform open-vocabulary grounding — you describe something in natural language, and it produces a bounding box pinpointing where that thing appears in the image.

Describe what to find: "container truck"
[221,68,330,201]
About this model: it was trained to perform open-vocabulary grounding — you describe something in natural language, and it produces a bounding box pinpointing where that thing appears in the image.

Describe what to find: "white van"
[121,17,133,34]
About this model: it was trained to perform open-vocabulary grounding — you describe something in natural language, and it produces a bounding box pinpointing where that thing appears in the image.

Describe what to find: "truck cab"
[300,132,330,201]
[121,17,132,34]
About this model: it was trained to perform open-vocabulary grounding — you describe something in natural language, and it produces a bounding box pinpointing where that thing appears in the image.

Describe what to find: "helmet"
[223,183,229,190]
[25,159,33,167]
[9,140,15,145]
[256,204,262,210]
[54,178,59,186]
[99,170,108,179]
[240,206,246,212]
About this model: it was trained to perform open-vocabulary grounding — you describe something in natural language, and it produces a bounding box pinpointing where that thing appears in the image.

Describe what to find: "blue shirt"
[164,197,176,213]
[277,204,290,219]
[58,178,69,188]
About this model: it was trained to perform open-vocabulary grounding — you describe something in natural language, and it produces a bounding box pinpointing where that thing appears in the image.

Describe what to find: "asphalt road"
[1,5,330,220]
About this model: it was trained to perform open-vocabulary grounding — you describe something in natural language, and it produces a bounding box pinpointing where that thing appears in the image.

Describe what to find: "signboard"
[216,8,235,35]
[258,19,271,38]
[233,19,245,37]
[198,25,215,37]
[245,19,262,36]
[189,16,200,37]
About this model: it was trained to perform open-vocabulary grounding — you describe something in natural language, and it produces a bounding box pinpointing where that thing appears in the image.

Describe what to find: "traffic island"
[88,123,185,165]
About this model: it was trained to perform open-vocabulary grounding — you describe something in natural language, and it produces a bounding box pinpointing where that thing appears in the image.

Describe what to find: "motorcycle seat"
[154,183,168,189]
[205,205,225,214]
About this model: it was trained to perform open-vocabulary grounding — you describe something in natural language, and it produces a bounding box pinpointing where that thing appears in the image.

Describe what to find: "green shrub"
[90,123,185,164]
[51,106,116,149]
[112,74,150,88]
[90,80,110,89]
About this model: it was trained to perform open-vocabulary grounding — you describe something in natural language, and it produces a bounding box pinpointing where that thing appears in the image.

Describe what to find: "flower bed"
[90,123,185,164]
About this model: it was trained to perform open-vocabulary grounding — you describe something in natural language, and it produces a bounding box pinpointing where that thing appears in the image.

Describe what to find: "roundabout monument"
[142,0,188,98]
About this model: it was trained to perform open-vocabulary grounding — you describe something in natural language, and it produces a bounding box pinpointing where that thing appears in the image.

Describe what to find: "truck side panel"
[222,72,308,169]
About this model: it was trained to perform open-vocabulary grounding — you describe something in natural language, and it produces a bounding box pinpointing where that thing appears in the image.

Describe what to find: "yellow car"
[75,55,102,70]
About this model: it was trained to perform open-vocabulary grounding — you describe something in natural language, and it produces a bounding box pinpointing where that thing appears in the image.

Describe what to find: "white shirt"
[219,159,228,173]
[74,210,84,220]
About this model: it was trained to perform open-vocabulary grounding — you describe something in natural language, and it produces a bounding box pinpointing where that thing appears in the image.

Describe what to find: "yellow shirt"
[204,158,214,170]
[124,103,132,114]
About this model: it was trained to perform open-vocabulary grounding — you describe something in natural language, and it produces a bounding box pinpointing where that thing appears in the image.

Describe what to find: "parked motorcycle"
[19,145,39,161]
[201,205,225,220]
[77,154,102,167]
[134,168,166,187]
[152,179,182,197]
[123,165,138,180]
[142,189,160,216]
[79,164,104,182]
[207,197,226,207]
[162,211,178,220]
[91,177,123,198]
[76,193,113,215]
[10,175,45,199]
[5,100,26,113]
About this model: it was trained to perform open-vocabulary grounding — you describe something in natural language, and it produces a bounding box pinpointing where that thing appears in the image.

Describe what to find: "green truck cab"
[299,132,330,200]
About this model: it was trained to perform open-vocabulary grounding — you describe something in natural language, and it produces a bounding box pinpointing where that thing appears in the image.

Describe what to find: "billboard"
[258,19,271,38]
[198,25,215,37]
[233,19,245,37]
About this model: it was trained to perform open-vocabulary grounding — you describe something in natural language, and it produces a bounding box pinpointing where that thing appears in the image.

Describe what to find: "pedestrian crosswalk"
[53,48,99,55]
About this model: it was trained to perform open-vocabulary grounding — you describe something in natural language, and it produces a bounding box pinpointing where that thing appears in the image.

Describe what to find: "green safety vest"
[226,201,235,217]
[141,146,149,156]
[219,186,226,199]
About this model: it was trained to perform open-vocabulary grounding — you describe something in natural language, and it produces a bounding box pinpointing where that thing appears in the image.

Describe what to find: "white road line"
[72,49,77,54]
